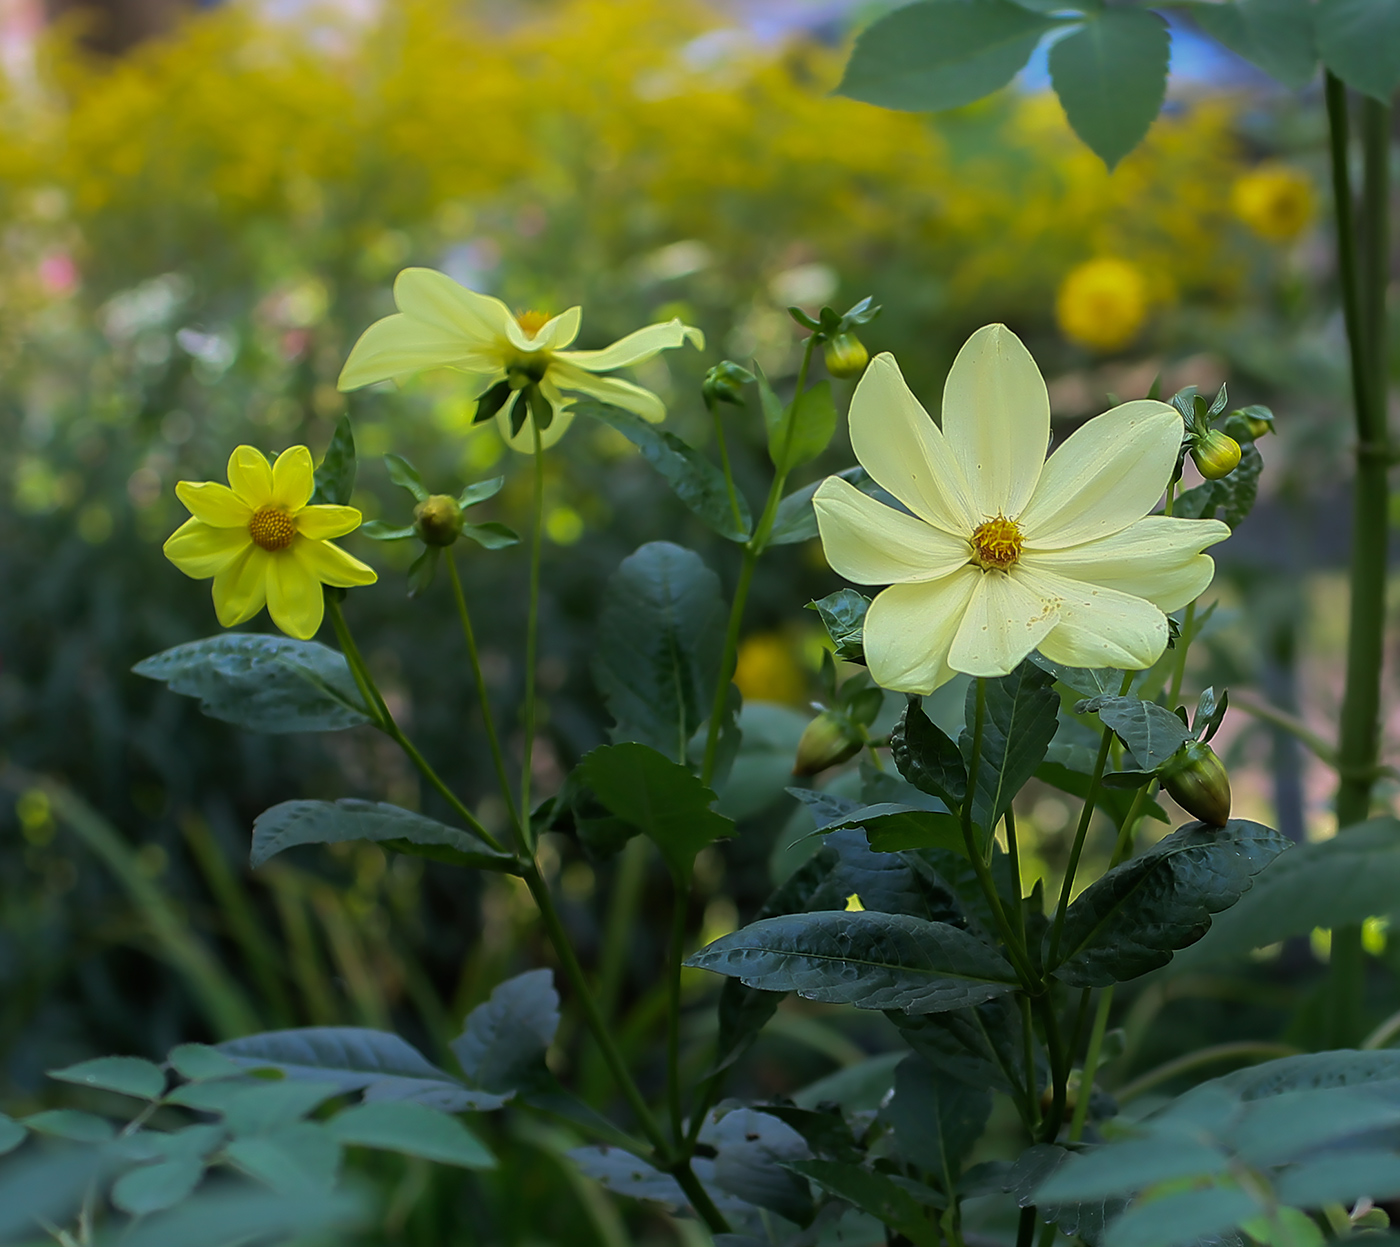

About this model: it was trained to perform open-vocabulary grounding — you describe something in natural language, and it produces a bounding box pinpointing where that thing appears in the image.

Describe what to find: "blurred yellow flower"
[1231,163,1314,242]
[164,446,376,640]
[813,327,1229,692]
[733,632,809,706]
[1055,258,1149,353]
[338,268,703,452]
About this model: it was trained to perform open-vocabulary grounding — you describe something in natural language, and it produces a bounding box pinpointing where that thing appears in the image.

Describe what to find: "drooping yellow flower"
[163,446,377,640]
[812,326,1230,694]
[337,268,704,452]
[1055,258,1149,353]
[1231,163,1314,243]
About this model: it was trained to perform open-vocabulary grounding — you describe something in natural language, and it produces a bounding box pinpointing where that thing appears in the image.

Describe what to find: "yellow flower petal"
[337,312,500,390]
[266,550,324,640]
[293,536,378,588]
[393,266,514,343]
[271,446,315,511]
[555,319,703,372]
[941,324,1050,521]
[948,570,1059,678]
[504,305,581,353]
[813,475,972,584]
[1016,565,1169,670]
[212,545,270,627]
[862,569,981,694]
[548,360,666,423]
[296,504,362,540]
[847,353,981,537]
[163,518,251,578]
[174,480,252,528]
[1018,401,1181,549]
[227,446,274,506]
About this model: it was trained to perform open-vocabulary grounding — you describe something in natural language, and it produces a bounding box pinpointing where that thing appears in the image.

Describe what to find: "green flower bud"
[823,332,869,379]
[413,494,464,547]
[1190,430,1242,480]
[1160,740,1232,827]
[793,710,862,777]
[1242,414,1272,439]
[703,361,754,407]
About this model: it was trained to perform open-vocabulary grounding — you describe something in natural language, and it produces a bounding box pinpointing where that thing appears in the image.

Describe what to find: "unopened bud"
[1040,1070,1082,1117]
[1191,430,1242,480]
[1160,740,1231,827]
[1243,414,1272,439]
[793,710,862,777]
[413,494,464,547]
[823,332,869,379]
[703,361,754,407]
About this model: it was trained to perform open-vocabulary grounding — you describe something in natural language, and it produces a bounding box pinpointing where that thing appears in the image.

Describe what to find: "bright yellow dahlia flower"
[812,325,1230,693]
[337,268,704,452]
[163,446,377,641]
[1055,258,1149,354]
[1231,163,1314,243]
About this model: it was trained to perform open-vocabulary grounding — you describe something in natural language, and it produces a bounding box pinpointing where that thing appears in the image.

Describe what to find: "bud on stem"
[1159,740,1232,827]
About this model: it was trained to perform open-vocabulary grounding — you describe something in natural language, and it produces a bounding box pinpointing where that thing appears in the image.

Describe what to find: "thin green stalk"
[706,395,745,534]
[1017,1207,1040,1247]
[1168,600,1196,708]
[1068,988,1114,1142]
[446,549,521,838]
[1037,1221,1058,1247]
[1005,807,1026,945]
[583,836,649,1101]
[1036,994,1070,1142]
[520,419,547,840]
[666,876,688,1147]
[1020,993,1040,1131]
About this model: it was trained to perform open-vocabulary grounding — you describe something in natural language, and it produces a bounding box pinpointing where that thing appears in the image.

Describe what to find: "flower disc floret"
[249,505,296,551]
[812,325,1231,693]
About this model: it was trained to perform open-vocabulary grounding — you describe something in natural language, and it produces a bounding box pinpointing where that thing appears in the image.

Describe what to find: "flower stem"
[706,394,746,535]
[1068,987,1113,1142]
[445,549,522,842]
[1005,806,1026,946]
[1168,599,1196,707]
[519,421,547,844]
[666,874,688,1147]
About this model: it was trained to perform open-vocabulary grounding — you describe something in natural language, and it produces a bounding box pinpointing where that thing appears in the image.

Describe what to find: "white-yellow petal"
[504,306,582,353]
[555,320,703,372]
[1026,515,1229,612]
[862,569,981,694]
[948,569,1059,678]
[393,267,514,343]
[337,312,497,390]
[813,475,972,585]
[941,324,1050,520]
[227,446,274,506]
[550,360,666,422]
[1015,564,1169,670]
[1018,400,1181,549]
[847,353,981,538]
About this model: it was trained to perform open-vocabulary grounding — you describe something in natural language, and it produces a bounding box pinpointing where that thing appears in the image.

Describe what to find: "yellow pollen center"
[971,515,1023,571]
[248,505,296,552]
[515,309,551,336]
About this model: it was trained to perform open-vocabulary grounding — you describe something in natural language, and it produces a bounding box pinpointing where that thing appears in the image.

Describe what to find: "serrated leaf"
[452,968,559,1095]
[577,402,752,543]
[1103,1185,1262,1247]
[1048,820,1291,986]
[859,806,966,856]
[1029,654,1125,699]
[251,799,514,871]
[807,589,870,663]
[1008,1145,1124,1244]
[701,1108,814,1225]
[1317,0,1400,99]
[1049,10,1170,169]
[962,660,1059,839]
[328,1101,495,1169]
[461,520,519,549]
[383,452,429,502]
[134,634,371,733]
[1191,0,1317,89]
[579,743,733,881]
[838,0,1059,112]
[48,1055,165,1100]
[165,1080,342,1134]
[1079,694,1193,771]
[168,1043,244,1082]
[311,416,356,506]
[891,997,1025,1094]
[892,697,968,807]
[687,909,1018,1013]
[593,542,727,763]
[769,381,838,474]
[1224,1084,1400,1167]
[22,1109,115,1143]
[112,1157,205,1216]
[787,1159,940,1247]
[883,1054,991,1184]
[769,467,876,547]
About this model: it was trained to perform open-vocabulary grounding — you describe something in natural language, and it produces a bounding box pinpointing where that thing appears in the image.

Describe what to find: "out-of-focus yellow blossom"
[163,446,376,639]
[1055,258,1149,354]
[1231,163,1315,242]
[338,268,702,451]
[733,632,809,706]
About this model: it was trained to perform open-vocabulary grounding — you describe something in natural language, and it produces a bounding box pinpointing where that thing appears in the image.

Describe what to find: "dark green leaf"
[687,910,1018,1014]
[134,634,371,733]
[1036,1137,1229,1203]
[890,997,1026,1094]
[568,1148,750,1218]
[328,1101,495,1169]
[1038,715,1169,825]
[116,1185,365,1247]
[769,467,875,547]
[251,799,514,872]
[360,520,416,541]
[1274,1149,1400,1208]
[461,520,519,549]
[1048,820,1292,986]
[22,1109,114,1143]
[962,660,1059,839]
[1318,0,1400,99]
[1008,1145,1123,1244]
[838,0,1058,112]
[859,806,966,857]
[48,1055,166,1100]
[1049,10,1169,169]
[168,1044,243,1082]
[770,381,837,474]
[753,1104,862,1163]
[166,1080,343,1134]
[593,542,727,763]
[457,475,505,508]
[702,1109,814,1226]
[576,402,752,544]
[812,828,964,922]
[311,416,356,506]
[787,1159,940,1247]
[1193,686,1227,742]
[579,743,733,881]
[1191,0,1316,88]
[1224,1085,1400,1166]
[0,1113,25,1156]
[473,380,513,424]
[225,1122,342,1193]
[1102,1185,1261,1247]
[112,1157,205,1216]
[452,968,559,1095]
[1078,694,1193,771]
[807,588,870,663]
[883,1054,991,1185]
[1173,440,1262,529]
[892,696,968,807]
[1029,654,1125,699]
[1217,1048,1400,1098]
[406,545,439,596]
[383,452,429,503]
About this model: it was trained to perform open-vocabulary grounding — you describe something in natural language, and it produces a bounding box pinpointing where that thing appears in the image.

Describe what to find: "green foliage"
[961,661,1059,841]
[329,1102,495,1169]
[1175,441,1264,528]
[311,415,358,507]
[891,697,968,808]
[1190,0,1317,89]
[806,589,870,663]
[1077,693,1194,770]
[789,1159,941,1246]
[757,370,839,475]
[882,1054,991,1187]
[1318,0,1400,99]
[452,969,559,1096]
[48,1056,166,1101]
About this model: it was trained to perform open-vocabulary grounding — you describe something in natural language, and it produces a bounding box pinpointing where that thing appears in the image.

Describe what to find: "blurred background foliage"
[0,0,1380,1241]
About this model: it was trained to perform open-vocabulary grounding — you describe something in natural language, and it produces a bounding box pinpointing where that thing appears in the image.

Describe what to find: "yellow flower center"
[970,515,1023,571]
[248,505,296,551]
[515,309,551,336]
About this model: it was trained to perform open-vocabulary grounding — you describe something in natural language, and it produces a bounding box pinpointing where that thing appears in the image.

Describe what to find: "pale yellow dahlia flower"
[337,268,704,452]
[813,325,1230,693]
[164,446,377,641]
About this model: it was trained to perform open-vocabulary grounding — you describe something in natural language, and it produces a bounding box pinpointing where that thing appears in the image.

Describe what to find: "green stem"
[706,395,745,535]
[1036,994,1070,1142]
[446,549,522,840]
[1168,600,1196,708]
[520,421,547,841]
[1068,988,1113,1142]
[1005,807,1026,947]
[328,598,505,854]
[666,875,688,1147]
[1020,993,1040,1132]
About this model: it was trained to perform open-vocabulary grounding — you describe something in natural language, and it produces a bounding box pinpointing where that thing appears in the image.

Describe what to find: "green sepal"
[311,416,356,506]
[457,476,506,508]
[360,521,416,541]
[384,453,429,503]
[473,380,513,424]
[461,521,519,550]
[407,546,440,597]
